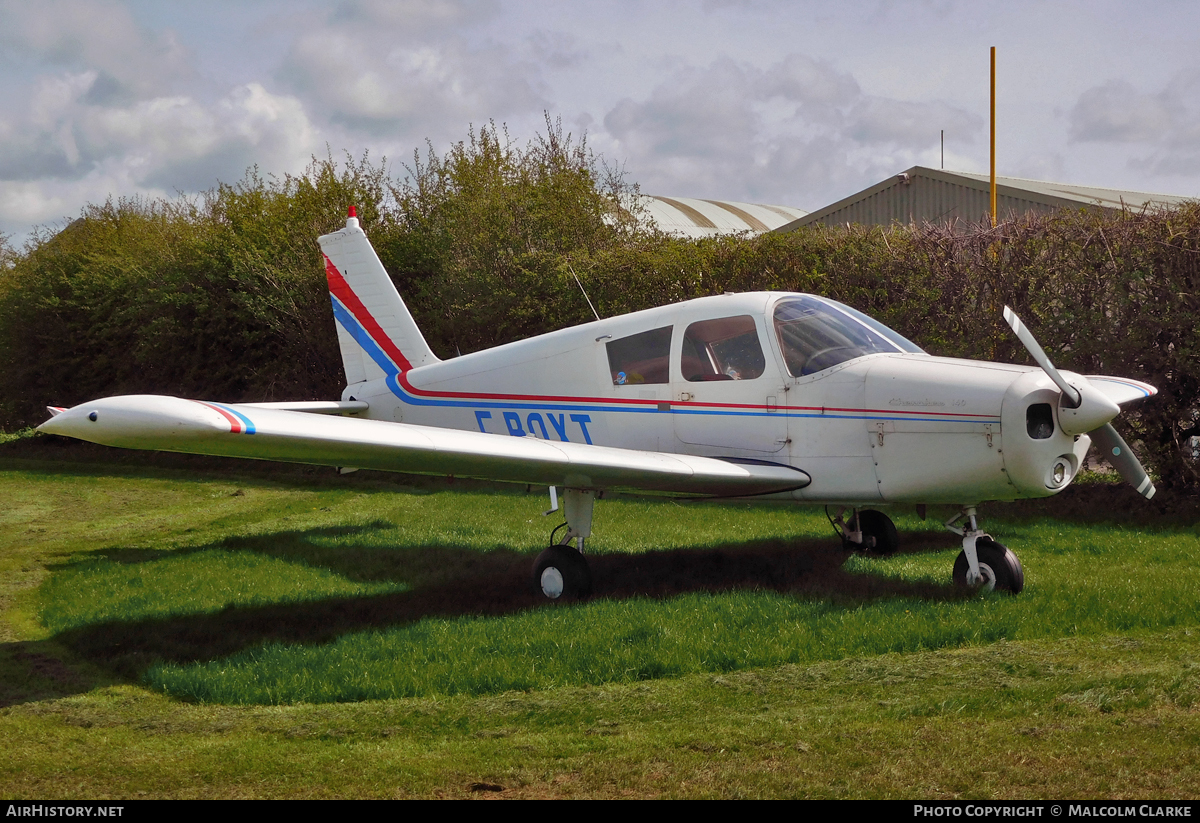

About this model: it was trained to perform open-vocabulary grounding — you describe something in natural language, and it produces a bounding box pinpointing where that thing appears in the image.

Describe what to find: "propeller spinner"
[1003,306,1156,500]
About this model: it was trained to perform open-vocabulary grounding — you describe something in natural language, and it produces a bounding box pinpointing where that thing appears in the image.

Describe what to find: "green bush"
[0,155,388,423]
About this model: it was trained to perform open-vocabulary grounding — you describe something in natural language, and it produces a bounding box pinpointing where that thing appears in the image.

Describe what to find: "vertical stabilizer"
[318,209,439,385]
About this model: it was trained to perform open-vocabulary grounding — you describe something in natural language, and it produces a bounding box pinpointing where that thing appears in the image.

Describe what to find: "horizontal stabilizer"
[37,396,811,498]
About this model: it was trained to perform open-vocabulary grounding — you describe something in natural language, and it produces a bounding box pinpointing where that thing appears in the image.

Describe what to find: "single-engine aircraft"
[39,208,1158,599]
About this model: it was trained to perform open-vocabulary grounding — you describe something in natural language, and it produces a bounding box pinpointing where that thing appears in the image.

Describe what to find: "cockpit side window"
[607,326,672,385]
[682,315,766,382]
[773,296,912,377]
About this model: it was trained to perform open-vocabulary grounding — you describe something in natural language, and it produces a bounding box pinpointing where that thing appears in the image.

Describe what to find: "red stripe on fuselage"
[194,401,243,433]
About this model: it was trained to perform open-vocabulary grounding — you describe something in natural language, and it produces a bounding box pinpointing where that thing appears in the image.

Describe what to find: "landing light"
[1046,457,1072,489]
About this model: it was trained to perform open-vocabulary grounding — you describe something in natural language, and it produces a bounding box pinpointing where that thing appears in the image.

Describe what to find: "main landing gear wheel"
[953,538,1024,595]
[851,509,899,555]
[533,544,592,600]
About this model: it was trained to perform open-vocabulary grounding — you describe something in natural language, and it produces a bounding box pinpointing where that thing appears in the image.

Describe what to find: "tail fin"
[318,208,439,385]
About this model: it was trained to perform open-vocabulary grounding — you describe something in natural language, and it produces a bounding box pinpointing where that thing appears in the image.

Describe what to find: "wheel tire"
[533,544,593,600]
[853,509,899,555]
[953,538,1024,594]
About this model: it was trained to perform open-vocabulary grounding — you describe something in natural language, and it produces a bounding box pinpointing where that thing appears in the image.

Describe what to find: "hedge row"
[1,139,1197,487]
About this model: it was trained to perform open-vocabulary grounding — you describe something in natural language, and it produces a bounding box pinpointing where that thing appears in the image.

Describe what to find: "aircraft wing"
[1083,376,1157,407]
[37,395,811,498]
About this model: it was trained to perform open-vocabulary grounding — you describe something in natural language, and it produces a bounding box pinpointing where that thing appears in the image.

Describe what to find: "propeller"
[1003,306,1156,500]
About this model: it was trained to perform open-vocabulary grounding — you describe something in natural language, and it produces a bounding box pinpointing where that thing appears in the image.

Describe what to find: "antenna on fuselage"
[568,264,601,322]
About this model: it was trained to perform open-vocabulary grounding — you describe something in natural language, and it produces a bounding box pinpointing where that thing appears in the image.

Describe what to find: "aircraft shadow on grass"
[5,525,962,707]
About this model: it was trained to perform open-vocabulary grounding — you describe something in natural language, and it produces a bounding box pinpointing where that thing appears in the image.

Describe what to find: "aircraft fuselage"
[339,291,1092,506]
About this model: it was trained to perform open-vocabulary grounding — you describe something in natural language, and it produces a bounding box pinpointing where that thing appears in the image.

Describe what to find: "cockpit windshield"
[773,296,924,377]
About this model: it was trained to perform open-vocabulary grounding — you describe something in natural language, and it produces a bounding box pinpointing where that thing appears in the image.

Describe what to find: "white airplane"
[39,209,1158,599]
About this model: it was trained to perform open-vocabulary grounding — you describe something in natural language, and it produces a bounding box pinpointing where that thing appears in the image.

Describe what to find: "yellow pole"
[990,46,997,227]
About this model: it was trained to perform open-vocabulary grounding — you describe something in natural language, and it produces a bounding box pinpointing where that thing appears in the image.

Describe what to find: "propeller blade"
[1002,308,1154,499]
[1089,423,1156,500]
[1003,306,1082,407]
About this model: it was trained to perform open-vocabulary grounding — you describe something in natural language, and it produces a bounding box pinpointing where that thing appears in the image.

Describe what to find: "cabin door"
[671,313,787,455]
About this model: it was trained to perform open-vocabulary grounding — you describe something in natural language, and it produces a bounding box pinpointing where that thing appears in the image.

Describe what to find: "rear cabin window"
[681,315,766,382]
[607,326,672,385]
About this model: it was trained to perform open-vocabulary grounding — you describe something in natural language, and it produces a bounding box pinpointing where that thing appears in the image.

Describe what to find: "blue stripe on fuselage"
[210,402,256,434]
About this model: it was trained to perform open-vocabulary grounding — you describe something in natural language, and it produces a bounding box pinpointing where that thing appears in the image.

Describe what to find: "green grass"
[42,550,408,634]
[2,446,1199,797]
[3,631,1198,798]
[139,519,1199,703]
[21,465,1193,705]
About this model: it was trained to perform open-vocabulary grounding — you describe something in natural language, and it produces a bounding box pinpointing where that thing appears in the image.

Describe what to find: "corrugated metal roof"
[641,195,807,238]
[775,167,1197,231]
[948,170,1196,210]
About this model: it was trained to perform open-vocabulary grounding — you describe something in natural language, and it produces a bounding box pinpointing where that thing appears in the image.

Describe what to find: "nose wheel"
[952,538,1024,594]
[946,508,1024,594]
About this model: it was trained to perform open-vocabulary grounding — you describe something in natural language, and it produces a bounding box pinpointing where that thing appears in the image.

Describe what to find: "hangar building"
[639,195,807,238]
[775,166,1195,231]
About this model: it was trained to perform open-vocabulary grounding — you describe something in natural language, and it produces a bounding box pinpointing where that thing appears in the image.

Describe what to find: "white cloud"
[275,0,546,138]
[336,0,492,31]
[761,53,861,108]
[0,0,191,102]
[600,54,981,207]
[845,97,978,146]
[1069,80,1173,143]
[0,72,316,187]
[0,74,320,239]
[0,1,324,238]
[1069,71,1200,178]
[527,30,588,70]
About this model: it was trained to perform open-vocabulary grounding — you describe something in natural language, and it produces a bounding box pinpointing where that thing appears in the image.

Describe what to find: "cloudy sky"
[3,0,1200,244]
